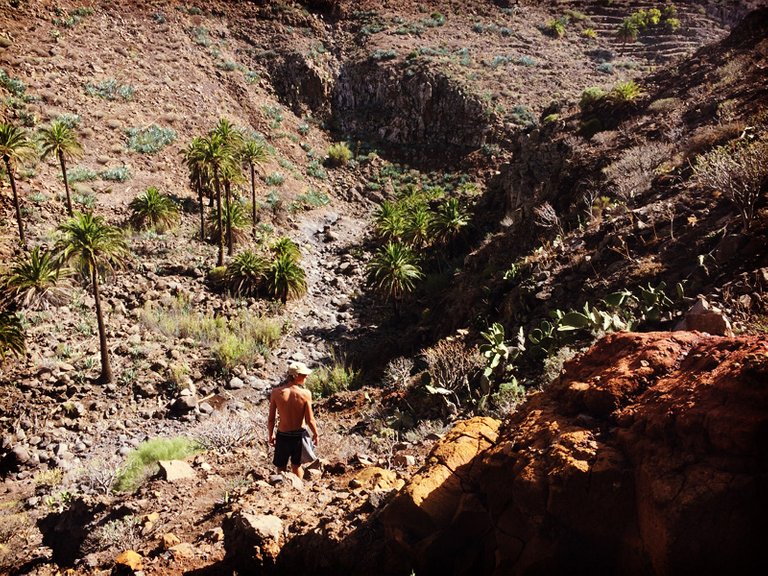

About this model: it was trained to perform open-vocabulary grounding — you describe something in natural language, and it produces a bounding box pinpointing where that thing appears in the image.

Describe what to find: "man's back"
[271,384,310,431]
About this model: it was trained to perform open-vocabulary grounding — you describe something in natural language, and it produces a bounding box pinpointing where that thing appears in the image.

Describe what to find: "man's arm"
[304,390,319,446]
[267,391,277,445]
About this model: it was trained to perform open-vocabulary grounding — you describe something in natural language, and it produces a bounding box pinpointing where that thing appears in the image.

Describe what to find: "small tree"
[225,250,269,297]
[1,247,70,310]
[129,186,180,232]
[0,122,36,247]
[56,213,129,384]
[366,241,423,315]
[267,252,307,304]
[617,18,639,52]
[38,120,84,216]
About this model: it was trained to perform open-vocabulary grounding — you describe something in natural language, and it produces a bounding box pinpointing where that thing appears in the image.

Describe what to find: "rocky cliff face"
[381,331,768,575]
[333,59,493,154]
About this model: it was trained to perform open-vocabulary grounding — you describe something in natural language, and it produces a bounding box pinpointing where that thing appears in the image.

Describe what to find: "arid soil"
[1,1,766,575]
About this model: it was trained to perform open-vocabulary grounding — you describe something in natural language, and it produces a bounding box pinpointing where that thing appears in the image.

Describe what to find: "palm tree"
[374,200,406,242]
[0,310,25,361]
[38,120,83,216]
[212,120,245,256]
[129,186,180,232]
[267,252,307,304]
[404,204,433,249]
[366,241,423,315]
[56,212,129,384]
[270,236,301,262]
[430,198,470,247]
[0,122,36,247]
[239,138,269,235]
[1,246,70,310]
[182,136,210,240]
[225,249,269,297]
[195,133,230,266]
[617,19,639,53]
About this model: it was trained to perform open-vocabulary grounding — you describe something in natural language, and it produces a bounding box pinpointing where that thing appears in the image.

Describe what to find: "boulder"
[674,297,733,336]
[222,512,283,572]
[157,460,196,482]
[381,333,768,575]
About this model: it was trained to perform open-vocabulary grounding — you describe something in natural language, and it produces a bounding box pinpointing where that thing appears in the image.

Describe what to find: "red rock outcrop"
[382,332,768,575]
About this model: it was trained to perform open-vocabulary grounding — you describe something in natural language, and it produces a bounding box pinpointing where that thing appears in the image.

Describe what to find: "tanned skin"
[268,373,319,479]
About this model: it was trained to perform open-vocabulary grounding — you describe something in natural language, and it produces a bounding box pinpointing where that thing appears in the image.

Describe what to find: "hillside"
[0,1,766,574]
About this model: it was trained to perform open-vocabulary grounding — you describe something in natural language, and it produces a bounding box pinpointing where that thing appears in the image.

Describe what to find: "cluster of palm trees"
[366,189,472,314]
[183,119,308,303]
[1,119,129,383]
[1,119,83,247]
[182,118,269,265]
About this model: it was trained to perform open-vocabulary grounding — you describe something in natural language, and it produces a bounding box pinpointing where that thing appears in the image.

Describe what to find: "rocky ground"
[0,1,766,574]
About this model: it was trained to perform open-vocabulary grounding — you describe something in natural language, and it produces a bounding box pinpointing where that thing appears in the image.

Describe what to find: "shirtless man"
[267,361,319,479]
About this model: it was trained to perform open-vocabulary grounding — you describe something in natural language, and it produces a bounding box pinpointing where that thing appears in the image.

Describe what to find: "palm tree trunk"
[4,156,26,248]
[91,264,113,384]
[58,150,73,216]
[196,174,205,240]
[225,179,233,256]
[250,163,257,237]
[214,169,224,266]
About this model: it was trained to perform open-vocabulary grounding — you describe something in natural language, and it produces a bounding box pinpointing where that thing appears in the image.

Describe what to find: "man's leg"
[290,463,303,479]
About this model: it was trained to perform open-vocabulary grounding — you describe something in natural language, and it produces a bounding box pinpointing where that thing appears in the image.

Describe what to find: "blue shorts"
[273,429,303,467]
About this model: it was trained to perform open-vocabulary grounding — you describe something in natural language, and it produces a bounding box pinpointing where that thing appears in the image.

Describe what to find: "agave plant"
[0,310,25,360]
[2,246,70,310]
[225,250,269,297]
[267,252,307,304]
[129,186,180,232]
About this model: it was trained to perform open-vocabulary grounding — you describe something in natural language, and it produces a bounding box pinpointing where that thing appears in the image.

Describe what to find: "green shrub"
[100,166,131,182]
[582,28,597,39]
[327,142,352,167]
[609,80,642,103]
[370,49,397,61]
[84,79,134,100]
[72,191,96,209]
[66,166,98,183]
[306,160,327,180]
[265,172,285,186]
[129,186,179,232]
[579,86,606,111]
[55,113,81,128]
[508,104,537,128]
[546,17,568,38]
[114,437,201,492]
[0,68,25,96]
[126,124,177,154]
[306,356,360,397]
